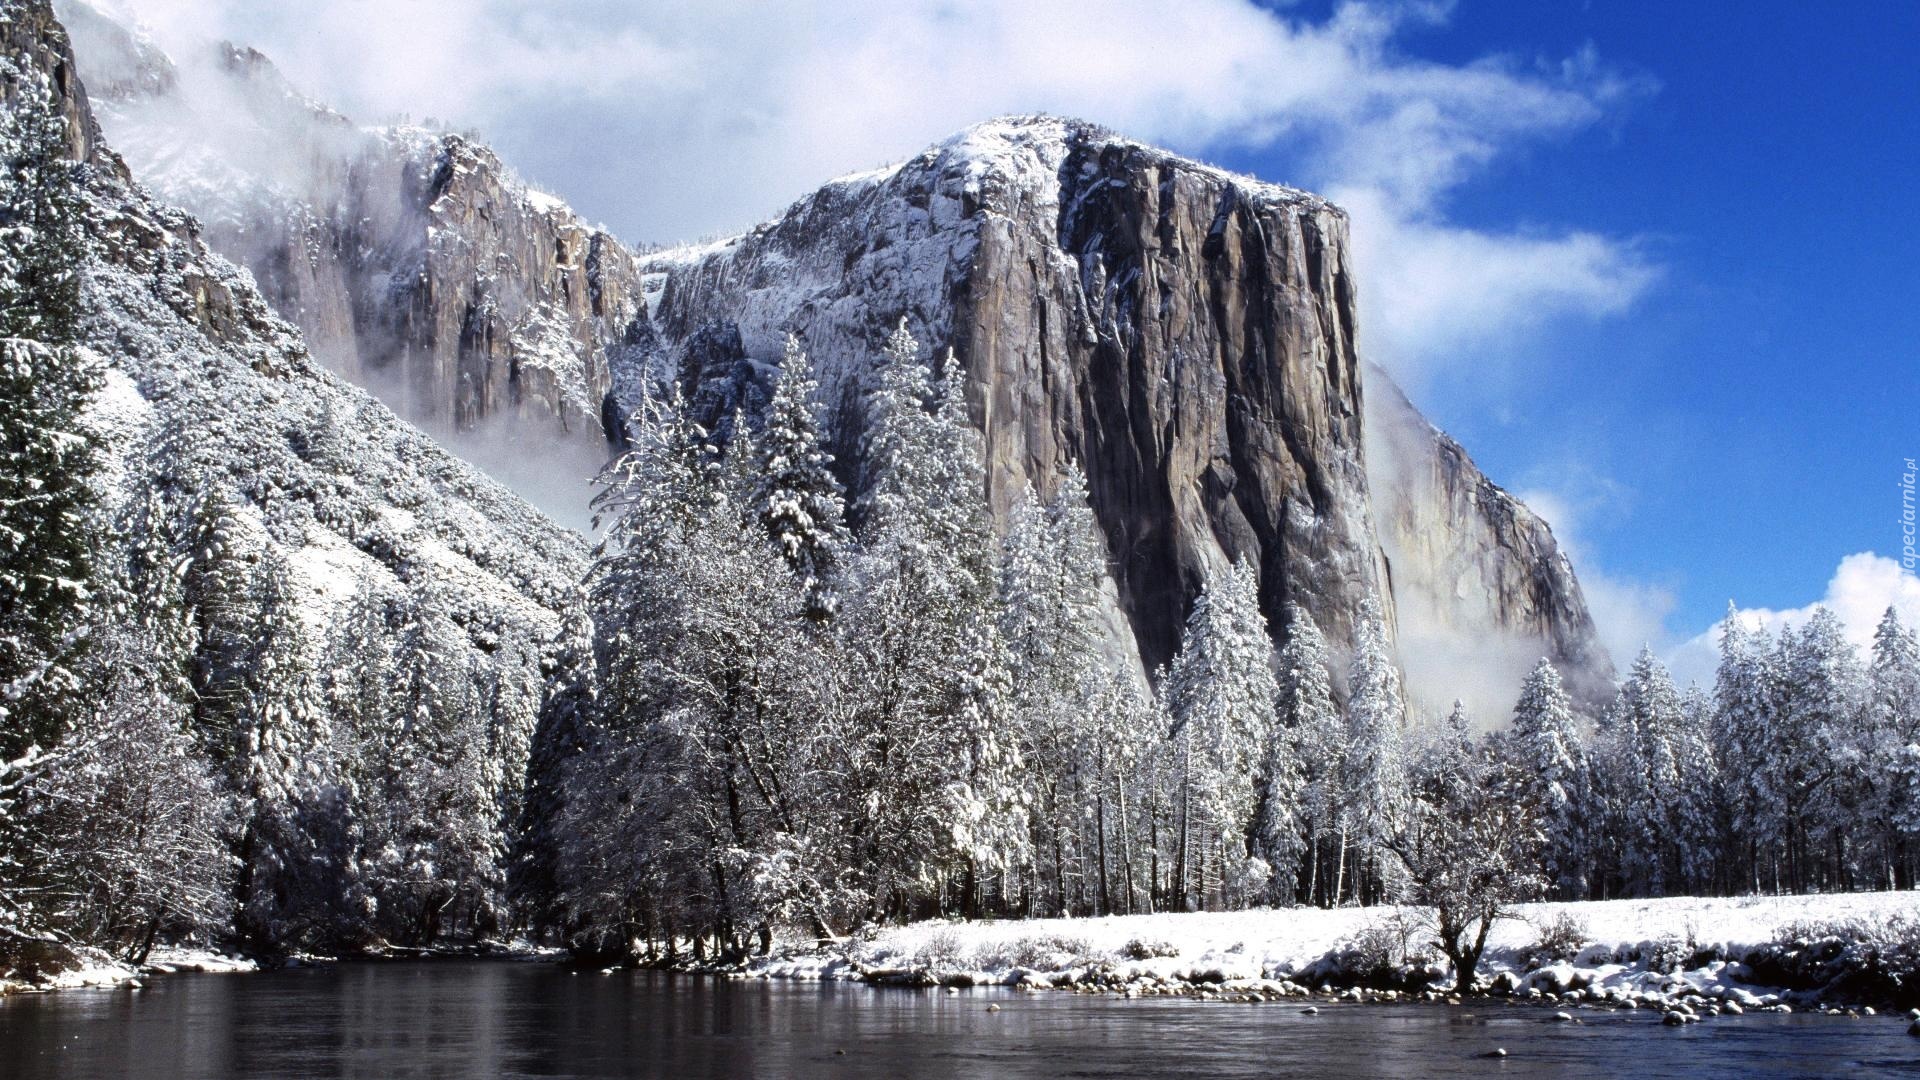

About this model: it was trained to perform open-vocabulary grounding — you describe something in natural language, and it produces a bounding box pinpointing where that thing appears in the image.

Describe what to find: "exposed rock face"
[643,121,1389,672]
[1365,370,1615,708]
[642,119,1610,692]
[57,1,645,443]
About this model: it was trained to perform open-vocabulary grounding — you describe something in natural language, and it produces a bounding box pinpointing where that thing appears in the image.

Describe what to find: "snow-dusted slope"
[5,0,586,862]
[58,0,645,445]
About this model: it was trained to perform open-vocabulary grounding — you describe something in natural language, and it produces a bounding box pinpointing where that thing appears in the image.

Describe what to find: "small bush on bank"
[1522,911,1590,969]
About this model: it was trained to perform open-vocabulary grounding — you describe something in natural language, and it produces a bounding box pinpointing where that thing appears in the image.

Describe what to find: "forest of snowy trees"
[0,66,563,974]
[4,60,1920,978]
[529,319,1920,962]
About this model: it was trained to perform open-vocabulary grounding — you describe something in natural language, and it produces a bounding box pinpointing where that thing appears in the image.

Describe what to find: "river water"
[2,962,1915,1078]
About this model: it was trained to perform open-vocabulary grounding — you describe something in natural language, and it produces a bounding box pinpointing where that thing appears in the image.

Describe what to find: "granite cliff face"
[643,119,1386,674]
[59,1,645,443]
[1366,370,1615,707]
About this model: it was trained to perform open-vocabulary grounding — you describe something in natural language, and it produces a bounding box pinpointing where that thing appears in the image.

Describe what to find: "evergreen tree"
[1711,604,1774,892]
[1672,683,1721,892]
[1163,559,1276,910]
[998,472,1112,915]
[0,72,86,344]
[1340,595,1408,904]
[752,335,849,616]
[1597,648,1687,896]
[1865,608,1920,887]
[1273,604,1344,907]
[1763,607,1865,891]
[1508,659,1588,899]
[0,78,100,761]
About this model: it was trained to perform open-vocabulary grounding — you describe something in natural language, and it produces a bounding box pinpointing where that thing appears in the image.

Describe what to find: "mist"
[57,0,617,534]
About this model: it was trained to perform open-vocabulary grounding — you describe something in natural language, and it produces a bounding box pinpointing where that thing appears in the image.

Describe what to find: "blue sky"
[112,0,1920,667]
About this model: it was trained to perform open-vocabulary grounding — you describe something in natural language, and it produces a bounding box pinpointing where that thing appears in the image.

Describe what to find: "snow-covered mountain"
[636,117,1614,702]
[57,3,1613,708]
[59,0,642,445]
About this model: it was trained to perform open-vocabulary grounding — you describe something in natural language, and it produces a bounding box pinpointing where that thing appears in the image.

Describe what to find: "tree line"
[537,319,1920,962]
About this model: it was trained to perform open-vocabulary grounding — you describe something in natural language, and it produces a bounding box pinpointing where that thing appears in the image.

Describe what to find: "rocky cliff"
[642,119,1386,674]
[641,119,1613,697]
[58,0,644,443]
[1365,369,1615,707]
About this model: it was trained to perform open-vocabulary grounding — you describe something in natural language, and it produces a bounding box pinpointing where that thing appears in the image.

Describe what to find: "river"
[2,961,1915,1078]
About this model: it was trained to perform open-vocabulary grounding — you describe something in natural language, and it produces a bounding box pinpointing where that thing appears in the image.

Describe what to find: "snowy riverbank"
[0,946,255,995]
[740,892,1920,1021]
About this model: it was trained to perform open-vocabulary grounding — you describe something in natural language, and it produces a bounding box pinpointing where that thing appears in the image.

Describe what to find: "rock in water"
[1663,1011,1688,1027]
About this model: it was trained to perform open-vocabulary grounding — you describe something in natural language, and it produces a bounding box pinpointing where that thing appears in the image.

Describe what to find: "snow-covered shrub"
[973,933,1096,973]
[1751,914,1920,1008]
[1638,934,1696,975]
[1522,911,1591,970]
[915,928,968,972]
[1122,938,1180,961]
[1313,910,1436,989]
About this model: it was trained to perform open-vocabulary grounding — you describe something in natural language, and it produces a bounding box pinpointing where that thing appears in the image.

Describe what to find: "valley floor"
[746,891,1920,1021]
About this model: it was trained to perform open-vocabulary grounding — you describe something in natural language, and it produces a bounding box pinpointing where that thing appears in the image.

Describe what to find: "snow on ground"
[3,947,255,995]
[745,891,1920,1018]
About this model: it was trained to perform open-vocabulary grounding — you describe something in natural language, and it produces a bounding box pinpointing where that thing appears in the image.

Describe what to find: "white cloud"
[1338,187,1660,383]
[1666,553,1920,688]
[94,0,1660,383]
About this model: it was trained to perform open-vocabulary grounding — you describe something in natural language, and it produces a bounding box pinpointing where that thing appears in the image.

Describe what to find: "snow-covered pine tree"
[858,319,936,539]
[230,548,333,950]
[566,387,849,955]
[1250,640,1310,908]
[1339,595,1408,905]
[1508,658,1589,899]
[832,323,1027,918]
[753,335,848,617]
[0,71,83,343]
[998,467,1112,915]
[1163,559,1277,911]
[1768,606,1867,891]
[1597,648,1687,897]
[363,587,499,945]
[1711,603,1774,892]
[1866,608,1920,887]
[1673,683,1721,893]
[1273,604,1343,907]
[0,75,101,762]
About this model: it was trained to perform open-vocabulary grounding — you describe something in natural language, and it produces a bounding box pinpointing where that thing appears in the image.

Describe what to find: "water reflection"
[2,961,1914,1079]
